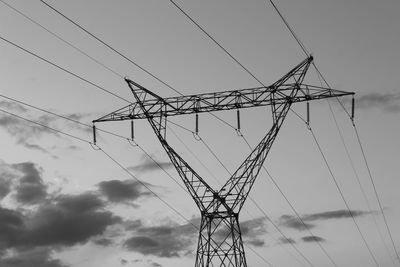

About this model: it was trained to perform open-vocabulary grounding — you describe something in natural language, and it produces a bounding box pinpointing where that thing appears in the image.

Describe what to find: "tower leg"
[195,213,247,267]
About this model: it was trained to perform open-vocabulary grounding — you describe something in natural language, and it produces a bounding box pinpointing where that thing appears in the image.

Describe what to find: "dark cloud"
[0,247,67,267]
[247,239,265,247]
[301,235,325,243]
[279,209,370,231]
[279,215,315,231]
[12,162,48,205]
[98,180,152,204]
[241,217,268,240]
[124,220,197,258]
[0,193,121,252]
[0,206,25,249]
[353,92,400,113]
[277,237,296,245]
[22,193,120,247]
[128,154,173,174]
[302,210,369,221]
[93,238,113,247]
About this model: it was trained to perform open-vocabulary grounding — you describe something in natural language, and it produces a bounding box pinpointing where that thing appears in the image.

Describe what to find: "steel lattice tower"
[94,56,354,266]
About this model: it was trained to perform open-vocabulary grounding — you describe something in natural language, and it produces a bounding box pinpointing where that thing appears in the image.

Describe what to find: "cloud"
[0,101,27,113]
[0,206,25,249]
[0,113,56,141]
[301,235,326,243]
[12,162,48,205]
[124,220,198,258]
[128,154,173,174]
[98,180,152,204]
[279,209,370,231]
[277,237,296,245]
[0,192,121,253]
[0,247,67,267]
[279,215,315,231]
[0,100,94,151]
[0,112,57,153]
[22,193,120,247]
[301,210,369,221]
[240,217,268,247]
[354,92,400,113]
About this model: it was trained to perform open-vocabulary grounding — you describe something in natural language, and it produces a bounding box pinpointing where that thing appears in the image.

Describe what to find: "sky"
[0,0,399,267]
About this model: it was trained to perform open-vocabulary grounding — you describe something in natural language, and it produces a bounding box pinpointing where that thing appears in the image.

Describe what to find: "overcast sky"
[0,1,399,267]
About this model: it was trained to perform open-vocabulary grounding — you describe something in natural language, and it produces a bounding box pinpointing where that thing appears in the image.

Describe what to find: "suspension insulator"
[92,124,97,145]
[306,101,310,125]
[195,113,199,135]
[237,109,241,131]
[351,96,355,121]
[131,120,135,141]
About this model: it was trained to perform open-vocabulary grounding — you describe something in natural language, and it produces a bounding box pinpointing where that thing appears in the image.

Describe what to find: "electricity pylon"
[94,56,354,266]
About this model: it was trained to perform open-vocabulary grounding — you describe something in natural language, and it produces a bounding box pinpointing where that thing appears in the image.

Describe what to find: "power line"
[353,124,400,264]
[326,100,397,266]
[267,0,309,58]
[308,126,380,266]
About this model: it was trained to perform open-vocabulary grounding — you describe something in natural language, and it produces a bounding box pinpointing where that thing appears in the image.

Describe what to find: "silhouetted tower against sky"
[94,56,354,266]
